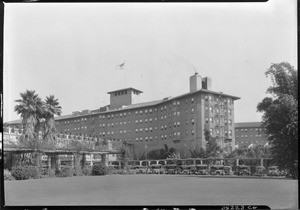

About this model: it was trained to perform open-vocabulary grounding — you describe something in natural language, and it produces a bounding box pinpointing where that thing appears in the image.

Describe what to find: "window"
[229,130,232,136]
[205,118,209,123]
[135,120,138,124]
[210,117,213,123]
[191,129,195,135]
[209,95,213,102]
[177,101,180,106]
[191,119,195,125]
[191,108,194,113]
[149,118,152,122]
[149,109,152,113]
[145,128,148,132]
[139,119,143,123]
[139,110,143,114]
[228,109,232,115]
[186,130,189,135]
[145,119,148,123]
[135,111,138,115]
[177,111,180,116]
[191,98,194,103]
[205,95,208,101]
[140,128,143,132]
[145,109,148,114]
[209,107,213,113]
[228,119,232,125]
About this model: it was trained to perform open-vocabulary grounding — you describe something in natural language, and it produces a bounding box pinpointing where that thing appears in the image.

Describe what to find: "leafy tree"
[257,62,298,176]
[204,128,220,157]
[189,146,207,158]
[119,140,135,168]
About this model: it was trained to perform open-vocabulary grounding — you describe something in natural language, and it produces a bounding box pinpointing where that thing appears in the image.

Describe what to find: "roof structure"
[107,87,143,94]
[235,122,262,128]
[5,88,240,124]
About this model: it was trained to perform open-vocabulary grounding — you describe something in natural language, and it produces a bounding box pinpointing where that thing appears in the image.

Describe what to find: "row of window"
[205,118,232,125]
[205,95,233,105]
[236,134,263,138]
[236,128,265,132]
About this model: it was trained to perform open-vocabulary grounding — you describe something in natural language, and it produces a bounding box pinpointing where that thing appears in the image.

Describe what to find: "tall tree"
[257,62,298,177]
[204,128,220,157]
[42,95,62,148]
[14,90,43,149]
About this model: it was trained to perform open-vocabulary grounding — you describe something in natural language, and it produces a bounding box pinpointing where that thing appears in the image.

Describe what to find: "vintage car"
[255,166,266,176]
[134,166,149,174]
[235,165,251,176]
[188,165,198,175]
[267,166,280,177]
[148,164,164,174]
[224,166,233,175]
[195,165,209,175]
[210,165,225,175]
[180,165,190,175]
[165,164,178,174]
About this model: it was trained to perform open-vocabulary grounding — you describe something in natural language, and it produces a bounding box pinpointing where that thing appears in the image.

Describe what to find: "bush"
[91,163,108,176]
[55,166,74,177]
[40,168,56,178]
[4,169,15,181]
[11,166,41,180]
[82,166,92,176]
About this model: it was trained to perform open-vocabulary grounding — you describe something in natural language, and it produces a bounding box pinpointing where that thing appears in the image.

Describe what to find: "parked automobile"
[188,165,197,175]
[148,164,163,174]
[267,166,280,177]
[235,165,251,176]
[195,165,209,175]
[210,165,225,175]
[224,166,233,175]
[165,164,178,174]
[255,166,266,176]
[180,165,190,175]
[135,166,148,174]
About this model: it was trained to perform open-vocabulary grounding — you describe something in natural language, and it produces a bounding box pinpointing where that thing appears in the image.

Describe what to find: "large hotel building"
[5,73,240,155]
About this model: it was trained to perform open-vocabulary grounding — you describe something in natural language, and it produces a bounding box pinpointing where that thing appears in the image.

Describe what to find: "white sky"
[3,1,297,123]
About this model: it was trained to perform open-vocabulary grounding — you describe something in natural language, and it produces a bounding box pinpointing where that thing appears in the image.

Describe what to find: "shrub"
[11,166,41,180]
[40,168,56,178]
[91,163,108,176]
[4,169,15,181]
[55,166,74,177]
[82,166,92,176]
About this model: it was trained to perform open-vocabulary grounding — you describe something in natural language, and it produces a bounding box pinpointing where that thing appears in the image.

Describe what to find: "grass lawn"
[4,175,298,209]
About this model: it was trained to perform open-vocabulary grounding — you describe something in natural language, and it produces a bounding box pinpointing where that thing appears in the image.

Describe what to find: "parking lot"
[5,174,298,209]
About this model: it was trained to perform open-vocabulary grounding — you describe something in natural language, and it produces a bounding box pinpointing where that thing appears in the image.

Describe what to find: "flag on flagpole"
[115,62,125,70]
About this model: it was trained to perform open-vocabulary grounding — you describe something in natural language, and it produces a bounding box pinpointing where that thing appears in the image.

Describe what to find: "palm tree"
[42,95,62,170]
[42,95,62,148]
[14,90,43,166]
[14,90,43,149]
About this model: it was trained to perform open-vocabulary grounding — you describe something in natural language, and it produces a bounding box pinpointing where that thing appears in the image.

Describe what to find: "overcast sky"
[3,1,297,123]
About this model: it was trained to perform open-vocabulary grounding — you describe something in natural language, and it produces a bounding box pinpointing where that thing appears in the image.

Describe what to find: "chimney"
[189,73,202,92]
[202,77,212,90]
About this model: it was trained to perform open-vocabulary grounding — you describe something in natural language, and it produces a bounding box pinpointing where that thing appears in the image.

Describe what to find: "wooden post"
[71,154,74,168]
[47,155,51,169]
[90,154,93,166]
